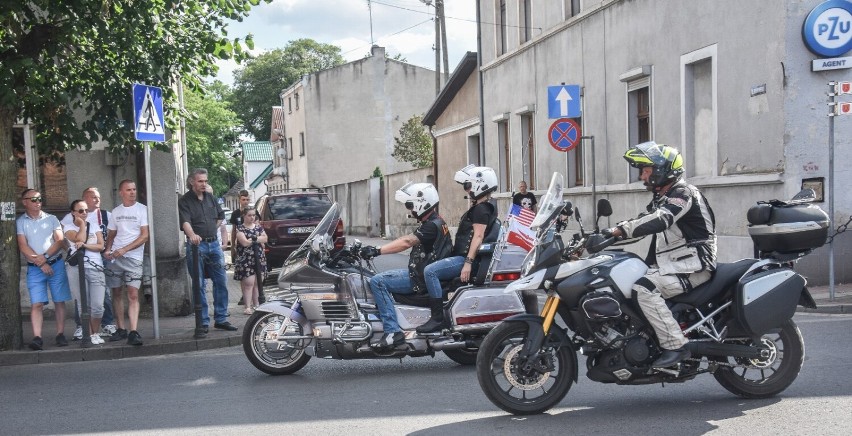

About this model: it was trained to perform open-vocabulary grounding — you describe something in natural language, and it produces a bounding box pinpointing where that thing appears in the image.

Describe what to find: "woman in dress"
[234,205,267,314]
[63,199,106,345]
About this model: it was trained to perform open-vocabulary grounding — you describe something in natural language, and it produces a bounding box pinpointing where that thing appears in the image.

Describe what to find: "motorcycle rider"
[360,182,452,349]
[414,165,499,334]
[605,141,717,368]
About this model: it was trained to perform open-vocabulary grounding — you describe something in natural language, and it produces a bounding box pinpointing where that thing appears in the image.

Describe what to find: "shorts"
[26,259,72,305]
[106,256,144,289]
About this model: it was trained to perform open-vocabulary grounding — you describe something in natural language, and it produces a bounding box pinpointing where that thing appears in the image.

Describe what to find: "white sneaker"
[73,325,83,340]
[100,324,117,336]
[91,333,103,345]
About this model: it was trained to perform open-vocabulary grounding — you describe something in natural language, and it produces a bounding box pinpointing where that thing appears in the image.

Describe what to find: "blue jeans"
[423,256,466,299]
[368,269,416,333]
[185,241,229,325]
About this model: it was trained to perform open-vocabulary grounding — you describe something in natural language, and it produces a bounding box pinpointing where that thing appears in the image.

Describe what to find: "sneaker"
[127,330,143,346]
[72,325,83,341]
[91,333,104,345]
[55,333,68,347]
[109,328,128,342]
[372,331,405,350]
[100,324,117,336]
[29,336,43,351]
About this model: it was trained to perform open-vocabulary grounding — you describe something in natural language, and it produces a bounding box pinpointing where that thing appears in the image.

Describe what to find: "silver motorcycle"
[243,203,529,375]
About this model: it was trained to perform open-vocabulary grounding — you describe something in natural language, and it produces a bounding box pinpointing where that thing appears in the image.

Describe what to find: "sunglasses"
[25,197,43,203]
[76,209,89,214]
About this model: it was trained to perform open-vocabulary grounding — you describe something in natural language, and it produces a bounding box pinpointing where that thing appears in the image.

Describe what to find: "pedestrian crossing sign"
[132,83,166,142]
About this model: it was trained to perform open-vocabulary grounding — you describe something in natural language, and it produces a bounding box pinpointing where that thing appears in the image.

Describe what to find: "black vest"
[409,212,453,294]
[453,201,497,257]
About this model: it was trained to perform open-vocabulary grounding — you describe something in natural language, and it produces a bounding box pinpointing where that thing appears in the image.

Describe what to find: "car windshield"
[268,195,331,220]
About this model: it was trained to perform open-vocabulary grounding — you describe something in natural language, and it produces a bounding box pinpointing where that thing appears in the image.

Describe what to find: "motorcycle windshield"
[279,203,341,280]
[530,172,564,231]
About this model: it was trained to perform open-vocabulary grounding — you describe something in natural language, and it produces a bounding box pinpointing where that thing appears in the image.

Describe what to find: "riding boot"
[416,298,445,334]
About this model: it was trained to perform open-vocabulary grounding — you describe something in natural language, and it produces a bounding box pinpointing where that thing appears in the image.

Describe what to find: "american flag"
[507,204,536,251]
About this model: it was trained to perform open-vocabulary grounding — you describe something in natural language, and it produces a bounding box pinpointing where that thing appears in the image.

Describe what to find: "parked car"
[255,188,345,267]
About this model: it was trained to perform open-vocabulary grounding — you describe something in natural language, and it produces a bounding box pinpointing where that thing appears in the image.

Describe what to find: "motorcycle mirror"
[790,188,816,204]
[560,201,573,217]
[597,199,613,217]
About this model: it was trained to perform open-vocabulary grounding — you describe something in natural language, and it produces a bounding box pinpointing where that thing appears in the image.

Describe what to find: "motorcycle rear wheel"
[713,319,804,398]
[476,322,575,415]
[243,311,311,375]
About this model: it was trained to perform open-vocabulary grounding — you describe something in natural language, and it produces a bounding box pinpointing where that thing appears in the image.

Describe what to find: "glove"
[600,227,618,240]
[360,245,381,260]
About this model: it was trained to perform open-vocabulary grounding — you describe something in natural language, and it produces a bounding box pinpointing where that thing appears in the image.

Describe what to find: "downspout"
[476,0,485,164]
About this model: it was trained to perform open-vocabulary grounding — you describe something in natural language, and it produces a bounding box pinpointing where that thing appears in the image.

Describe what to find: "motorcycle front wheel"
[713,318,805,398]
[476,321,575,415]
[243,310,311,375]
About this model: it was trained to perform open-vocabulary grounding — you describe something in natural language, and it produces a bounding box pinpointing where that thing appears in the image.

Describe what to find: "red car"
[255,189,345,268]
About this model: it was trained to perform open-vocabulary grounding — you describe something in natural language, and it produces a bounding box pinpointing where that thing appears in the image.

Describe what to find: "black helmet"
[623,141,684,187]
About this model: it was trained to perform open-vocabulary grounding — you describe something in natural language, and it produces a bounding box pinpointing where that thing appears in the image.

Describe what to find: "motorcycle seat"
[668,259,758,307]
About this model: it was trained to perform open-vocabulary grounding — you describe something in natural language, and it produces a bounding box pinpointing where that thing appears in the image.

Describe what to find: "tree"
[392,115,433,168]
[229,39,345,140]
[184,82,241,195]
[0,0,269,350]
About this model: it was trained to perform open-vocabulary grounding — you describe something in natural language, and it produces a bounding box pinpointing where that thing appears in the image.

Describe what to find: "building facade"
[471,0,851,284]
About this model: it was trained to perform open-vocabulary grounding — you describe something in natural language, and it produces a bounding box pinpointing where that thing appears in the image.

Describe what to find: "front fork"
[520,294,560,359]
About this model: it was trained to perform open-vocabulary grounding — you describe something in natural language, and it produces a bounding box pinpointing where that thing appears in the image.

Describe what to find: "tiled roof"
[242,141,272,162]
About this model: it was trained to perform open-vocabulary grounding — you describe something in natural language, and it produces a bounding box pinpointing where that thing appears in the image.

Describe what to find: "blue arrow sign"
[132,84,166,142]
[548,85,581,119]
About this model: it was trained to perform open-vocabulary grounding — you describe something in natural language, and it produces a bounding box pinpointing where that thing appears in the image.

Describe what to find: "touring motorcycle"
[243,203,529,375]
[476,172,825,415]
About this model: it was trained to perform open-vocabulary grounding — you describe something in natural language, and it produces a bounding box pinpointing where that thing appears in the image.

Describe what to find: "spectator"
[179,168,237,332]
[16,189,71,350]
[229,190,250,259]
[104,180,149,346]
[512,180,537,212]
[234,205,267,315]
[63,199,106,346]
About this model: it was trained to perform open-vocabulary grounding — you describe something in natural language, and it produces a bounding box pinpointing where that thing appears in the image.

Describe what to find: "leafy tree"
[392,115,433,168]
[0,0,268,350]
[230,39,345,140]
[184,82,241,195]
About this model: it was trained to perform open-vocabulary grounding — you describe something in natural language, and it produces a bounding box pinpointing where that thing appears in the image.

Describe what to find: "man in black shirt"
[360,182,451,349]
[178,168,237,332]
[512,180,537,211]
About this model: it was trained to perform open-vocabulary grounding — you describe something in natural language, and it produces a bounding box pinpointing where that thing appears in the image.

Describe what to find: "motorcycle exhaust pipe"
[430,338,478,351]
[686,342,765,359]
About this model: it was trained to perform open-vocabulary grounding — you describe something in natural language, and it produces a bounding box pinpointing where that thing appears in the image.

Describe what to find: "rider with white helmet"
[360,182,452,349]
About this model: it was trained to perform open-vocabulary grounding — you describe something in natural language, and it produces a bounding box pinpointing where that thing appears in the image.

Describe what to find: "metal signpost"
[132,83,165,338]
[827,80,851,300]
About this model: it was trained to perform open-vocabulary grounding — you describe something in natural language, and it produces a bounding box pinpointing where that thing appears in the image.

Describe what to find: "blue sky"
[215,0,478,85]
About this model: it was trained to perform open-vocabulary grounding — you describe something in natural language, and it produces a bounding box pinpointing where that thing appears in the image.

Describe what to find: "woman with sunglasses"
[63,199,107,345]
[234,206,267,315]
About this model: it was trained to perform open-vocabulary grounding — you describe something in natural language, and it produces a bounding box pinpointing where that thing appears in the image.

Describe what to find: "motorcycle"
[243,202,530,375]
[476,172,825,415]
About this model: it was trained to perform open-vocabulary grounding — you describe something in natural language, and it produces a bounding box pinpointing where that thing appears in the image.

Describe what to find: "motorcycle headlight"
[521,248,537,277]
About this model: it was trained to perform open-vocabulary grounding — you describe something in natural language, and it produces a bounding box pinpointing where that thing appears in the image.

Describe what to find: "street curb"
[0,334,242,367]
[797,304,849,315]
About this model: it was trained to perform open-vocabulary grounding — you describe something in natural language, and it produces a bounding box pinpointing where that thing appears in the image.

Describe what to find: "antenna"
[367,0,375,45]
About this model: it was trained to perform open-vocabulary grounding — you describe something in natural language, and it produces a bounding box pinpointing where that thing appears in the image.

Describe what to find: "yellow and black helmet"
[623,141,684,187]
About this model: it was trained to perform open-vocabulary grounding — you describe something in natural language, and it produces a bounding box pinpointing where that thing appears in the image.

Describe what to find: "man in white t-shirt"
[104,180,149,346]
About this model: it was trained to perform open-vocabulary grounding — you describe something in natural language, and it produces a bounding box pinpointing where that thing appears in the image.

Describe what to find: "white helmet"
[454,164,498,200]
[395,182,439,219]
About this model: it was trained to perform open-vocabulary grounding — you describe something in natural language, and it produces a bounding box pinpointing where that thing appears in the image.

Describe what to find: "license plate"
[289,226,315,234]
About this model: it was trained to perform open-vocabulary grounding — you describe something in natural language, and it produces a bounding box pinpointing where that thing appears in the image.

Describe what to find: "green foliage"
[229,39,345,141]
[392,115,433,168]
[184,82,241,195]
[372,166,383,178]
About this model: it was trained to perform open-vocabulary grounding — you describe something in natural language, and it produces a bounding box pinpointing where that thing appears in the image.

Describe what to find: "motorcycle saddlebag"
[746,203,829,254]
[734,268,804,337]
[581,290,622,320]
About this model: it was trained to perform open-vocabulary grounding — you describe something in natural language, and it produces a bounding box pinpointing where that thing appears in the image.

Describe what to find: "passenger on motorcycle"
[606,141,717,368]
[360,182,452,349]
[412,165,499,334]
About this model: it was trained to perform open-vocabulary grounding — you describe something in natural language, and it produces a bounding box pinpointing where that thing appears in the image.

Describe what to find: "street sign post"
[548,118,581,152]
[548,85,581,119]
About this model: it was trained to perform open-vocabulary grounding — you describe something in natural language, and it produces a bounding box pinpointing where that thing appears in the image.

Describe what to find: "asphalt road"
[1,312,849,435]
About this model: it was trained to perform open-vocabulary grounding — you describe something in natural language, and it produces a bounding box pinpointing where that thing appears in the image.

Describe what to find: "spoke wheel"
[713,319,804,398]
[242,311,311,375]
[476,322,575,415]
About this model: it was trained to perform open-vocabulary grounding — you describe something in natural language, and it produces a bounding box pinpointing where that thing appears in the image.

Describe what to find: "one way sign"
[132,83,166,142]
[548,85,581,119]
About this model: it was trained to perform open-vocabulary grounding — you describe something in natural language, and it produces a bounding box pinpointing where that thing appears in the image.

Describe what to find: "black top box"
[747,203,829,254]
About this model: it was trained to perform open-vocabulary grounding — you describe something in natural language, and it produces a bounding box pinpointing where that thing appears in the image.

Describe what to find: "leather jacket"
[409,212,453,294]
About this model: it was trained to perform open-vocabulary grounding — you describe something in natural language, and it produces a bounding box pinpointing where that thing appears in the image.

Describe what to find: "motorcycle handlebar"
[585,233,618,254]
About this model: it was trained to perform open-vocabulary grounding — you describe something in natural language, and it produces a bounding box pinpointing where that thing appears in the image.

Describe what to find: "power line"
[370,0,541,32]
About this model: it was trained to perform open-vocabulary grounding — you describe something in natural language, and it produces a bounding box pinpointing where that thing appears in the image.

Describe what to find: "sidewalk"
[1,236,849,367]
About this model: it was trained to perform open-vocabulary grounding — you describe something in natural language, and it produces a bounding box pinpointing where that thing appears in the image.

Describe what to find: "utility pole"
[437,0,449,85]
[433,2,440,94]
[367,0,375,45]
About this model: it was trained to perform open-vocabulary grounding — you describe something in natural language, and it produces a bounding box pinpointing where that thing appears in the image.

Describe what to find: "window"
[520,0,532,43]
[519,113,536,189]
[565,0,581,18]
[288,137,293,160]
[295,93,300,110]
[681,45,717,178]
[497,0,507,56]
[299,132,305,156]
[467,135,482,166]
[497,120,510,192]
[626,77,651,183]
[288,97,292,113]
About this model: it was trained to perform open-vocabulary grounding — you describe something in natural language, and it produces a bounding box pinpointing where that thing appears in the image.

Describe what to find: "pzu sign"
[803,0,852,57]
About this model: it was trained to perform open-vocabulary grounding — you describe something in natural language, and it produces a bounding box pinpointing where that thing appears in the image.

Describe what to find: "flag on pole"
[507,204,536,251]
